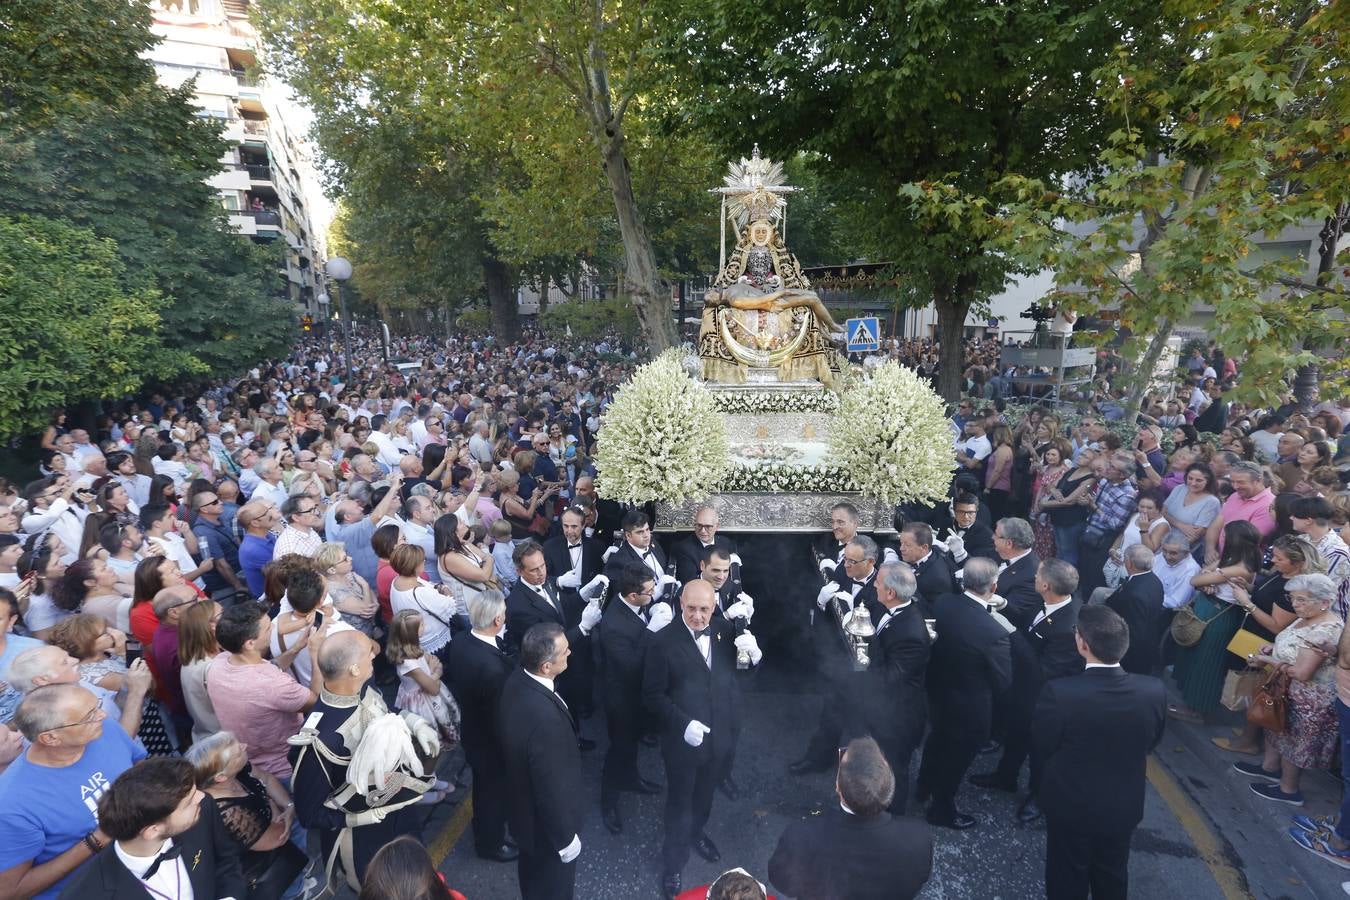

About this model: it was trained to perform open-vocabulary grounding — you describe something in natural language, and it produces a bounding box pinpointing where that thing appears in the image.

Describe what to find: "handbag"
[1220,668,1266,712]
[1246,668,1290,733]
[1081,524,1114,550]
[1170,595,1232,647]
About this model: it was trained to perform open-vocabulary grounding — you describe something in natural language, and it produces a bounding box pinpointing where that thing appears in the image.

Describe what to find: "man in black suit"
[596,565,671,834]
[993,517,1043,630]
[1103,544,1167,675]
[769,737,934,900]
[932,491,998,567]
[1034,606,1167,900]
[498,623,586,900]
[603,510,674,602]
[544,506,607,715]
[848,562,930,815]
[61,757,244,900]
[505,539,603,745]
[697,544,744,615]
[971,558,1085,823]
[898,522,957,613]
[917,558,1013,830]
[671,503,740,585]
[445,589,519,862]
[644,580,762,900]
[792,535,887,775]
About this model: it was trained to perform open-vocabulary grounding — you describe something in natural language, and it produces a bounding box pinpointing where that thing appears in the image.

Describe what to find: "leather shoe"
[661,873,681,900]
[717,776,741,800]
[969,771,1018,792]
[693,832,721,863]
[927,811,978,830]
[1017,798,1043,824]
[978,739,1002,755]
[627,777,662,795]
[577,737,596,752]
[788,757,832,776]
[476,843,519,862]
[602,806,622,835]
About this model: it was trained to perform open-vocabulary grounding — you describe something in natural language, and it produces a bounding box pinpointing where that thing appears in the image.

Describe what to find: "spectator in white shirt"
[1153,535,1202,610]
[251,458,290,509]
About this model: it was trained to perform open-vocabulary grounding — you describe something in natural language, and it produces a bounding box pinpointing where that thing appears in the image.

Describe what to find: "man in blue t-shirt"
[237,500,281,598]
[0,682,146,899]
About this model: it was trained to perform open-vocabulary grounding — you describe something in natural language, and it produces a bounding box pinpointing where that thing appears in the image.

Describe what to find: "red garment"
[677,889,775,900]
[129,602,168,701]
[376,559,396,624]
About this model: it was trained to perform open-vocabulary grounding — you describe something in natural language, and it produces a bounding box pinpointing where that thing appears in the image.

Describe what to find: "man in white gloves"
[497,623,585,899]
[544,506,606,719]
[595,566,671,835]
[644,580,761,900]
[603,510,670,599]
[671,503,740,584]
[505,539,603,749]
[698,545,743,614]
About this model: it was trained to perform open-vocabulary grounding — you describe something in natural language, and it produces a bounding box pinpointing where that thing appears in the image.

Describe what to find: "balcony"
[241,120,268,137]
[245,164,274,183]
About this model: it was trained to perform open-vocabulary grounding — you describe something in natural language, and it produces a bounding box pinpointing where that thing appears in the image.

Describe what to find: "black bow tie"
[568,544,581,550]
[141,843,182,880]
[692,627,711,639]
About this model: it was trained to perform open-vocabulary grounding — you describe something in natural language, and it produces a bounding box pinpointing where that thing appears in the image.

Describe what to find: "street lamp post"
[325,257,354,383]
[315,291,330,341]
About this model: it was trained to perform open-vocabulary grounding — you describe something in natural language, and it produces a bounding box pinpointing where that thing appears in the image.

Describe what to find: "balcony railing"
[230,208,282,226]
[245,164,273,181]
[241,120,268,136]
[230,69,259,89]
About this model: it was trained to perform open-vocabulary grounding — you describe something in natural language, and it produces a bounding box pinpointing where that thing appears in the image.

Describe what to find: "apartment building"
[146,0,328,318]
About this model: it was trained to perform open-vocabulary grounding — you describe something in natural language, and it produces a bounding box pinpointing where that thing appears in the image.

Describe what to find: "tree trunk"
[599,136,674,351]
[935,299,971,403]
[1123,318,1173,423]
[483,256,519,342]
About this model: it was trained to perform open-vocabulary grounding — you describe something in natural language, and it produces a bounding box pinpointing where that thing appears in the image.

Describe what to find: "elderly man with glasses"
[272,496,323,560]
[0,683,147,900]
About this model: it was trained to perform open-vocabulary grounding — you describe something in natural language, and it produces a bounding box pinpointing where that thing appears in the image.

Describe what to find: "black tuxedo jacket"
[445,630,514,760]
[856,602,930,749]
[828,569,887,628]
[596,598,653,717]
[996,551,1043,630]
[496,668,583,856]
[542,535,605,596]
[911,552,958,609]
[1105,572,1167,675]
[1033,667,1167,834]
[670,534,739,585]
[59,794,245,900]
[951,521,997,564]
[768,806,934,900]
[593,497,626,540]
[643,616,744,764]
[1008,598,1085,713]
[603,541,669,596]
[504,579,584,653]
[926,593,1013,741]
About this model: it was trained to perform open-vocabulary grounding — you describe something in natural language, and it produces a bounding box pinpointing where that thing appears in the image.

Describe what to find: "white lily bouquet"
[594,349,731,504]
[828,360,953,506]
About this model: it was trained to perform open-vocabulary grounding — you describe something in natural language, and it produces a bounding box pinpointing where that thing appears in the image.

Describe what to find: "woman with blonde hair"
[496,468,556,541]
[178,598,224,745]
[314,541,381,639]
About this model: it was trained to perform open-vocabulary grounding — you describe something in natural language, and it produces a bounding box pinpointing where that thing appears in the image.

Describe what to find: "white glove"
[818,557,838,575]
[734,632,762,666]
[403,712,441,758]
[658,573,679,591]
[579,601,602,635]
[724,598,754,622]
[930,537,949,554]
[946,533,967,562]
[558,833,581,864]
[646,602,674,632]
[683,720,710,747]
[579,574,609,601]
[602,545,618,563]
[557,569,582,589]
[729,553,742,567]
[882,546,900,565]
[986,593,1008,611]
[816,583,836,610]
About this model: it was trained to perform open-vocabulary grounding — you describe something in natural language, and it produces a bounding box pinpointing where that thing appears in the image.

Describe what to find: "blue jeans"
[1336,700,1350,842]
[1053,522,1086,567]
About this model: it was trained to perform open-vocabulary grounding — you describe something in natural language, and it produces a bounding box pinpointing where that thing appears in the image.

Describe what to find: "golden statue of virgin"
[698,148,845,386]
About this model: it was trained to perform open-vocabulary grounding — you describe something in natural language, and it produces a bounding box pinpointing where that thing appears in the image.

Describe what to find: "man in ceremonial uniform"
[596,565,672,834]
[898,522,958,613]
[971,558,1084,824]
[993,517,1043,630]
[931,491,997,566]
[644,580,762,900]
[604,511,674,602]
[671,504,740,585]
[543,506,606,716]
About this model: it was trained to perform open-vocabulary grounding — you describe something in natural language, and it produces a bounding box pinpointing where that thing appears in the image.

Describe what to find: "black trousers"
[464,746,509,853]
[918,721,981,821]
[801,617,852,764]
[662,744,730,875]
[875,731,919,816]
[517,848,576,900]
[994,698,1043,794]
[601,699,642,809]
[1045,819,1132,900]
[316,807,414,885]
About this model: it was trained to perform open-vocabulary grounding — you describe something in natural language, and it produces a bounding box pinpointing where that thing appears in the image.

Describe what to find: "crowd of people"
[0,323,1348,900]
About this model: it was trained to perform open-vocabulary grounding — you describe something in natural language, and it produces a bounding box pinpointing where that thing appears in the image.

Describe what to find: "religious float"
[593,149,954,537]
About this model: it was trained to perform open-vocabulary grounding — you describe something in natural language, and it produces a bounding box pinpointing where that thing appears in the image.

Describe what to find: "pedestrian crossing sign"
[845,317,880,353]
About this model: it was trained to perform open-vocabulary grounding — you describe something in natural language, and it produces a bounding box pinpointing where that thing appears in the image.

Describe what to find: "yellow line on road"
[1146,756,1254,900]
[429,788,474,866]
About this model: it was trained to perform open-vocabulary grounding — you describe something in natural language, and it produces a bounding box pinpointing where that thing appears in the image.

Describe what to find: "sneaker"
[1293,814,1339,836]
[1250,782,1304,806]
[1290,827,1350,869]
[1233,761,1280,782]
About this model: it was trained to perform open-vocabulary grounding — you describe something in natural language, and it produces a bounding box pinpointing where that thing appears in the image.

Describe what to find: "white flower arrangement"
[711,390,840,415]
[828,360,953,506]
[594,349,731,504]
[719,462,858,494]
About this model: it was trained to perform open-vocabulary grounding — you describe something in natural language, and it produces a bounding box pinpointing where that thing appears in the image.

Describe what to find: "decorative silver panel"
[655,492,896,534]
